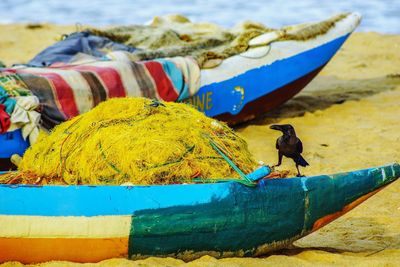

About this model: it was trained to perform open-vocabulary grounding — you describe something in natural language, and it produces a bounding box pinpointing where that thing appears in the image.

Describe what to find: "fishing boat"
[187,12,361,123]
[0,163,399,263]
[0,13,361,171]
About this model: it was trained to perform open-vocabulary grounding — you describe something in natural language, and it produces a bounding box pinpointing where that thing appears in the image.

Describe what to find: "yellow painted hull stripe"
[0,215,131,238]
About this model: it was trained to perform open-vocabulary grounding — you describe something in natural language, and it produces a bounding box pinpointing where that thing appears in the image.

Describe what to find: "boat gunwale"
[0,163,398,189]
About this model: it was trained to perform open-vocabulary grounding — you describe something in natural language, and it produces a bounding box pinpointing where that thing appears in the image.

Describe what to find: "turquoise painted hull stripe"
[0,164,398,218]
[197,33,350,117]
[0,182,232,217]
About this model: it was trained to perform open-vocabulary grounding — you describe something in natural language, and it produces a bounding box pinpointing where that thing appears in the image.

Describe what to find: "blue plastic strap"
[247,166,271,182]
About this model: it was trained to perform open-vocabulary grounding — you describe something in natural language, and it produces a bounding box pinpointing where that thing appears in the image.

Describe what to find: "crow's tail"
[295,155,309,167]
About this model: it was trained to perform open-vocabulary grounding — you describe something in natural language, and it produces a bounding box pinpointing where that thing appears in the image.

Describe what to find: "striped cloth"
[6,56,200,129]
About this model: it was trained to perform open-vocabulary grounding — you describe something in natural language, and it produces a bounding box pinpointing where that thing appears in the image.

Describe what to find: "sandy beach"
[0,24,399,266]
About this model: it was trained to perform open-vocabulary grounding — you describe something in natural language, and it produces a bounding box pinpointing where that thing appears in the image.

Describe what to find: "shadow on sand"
[236,74,400,128]
[266,212,400,257]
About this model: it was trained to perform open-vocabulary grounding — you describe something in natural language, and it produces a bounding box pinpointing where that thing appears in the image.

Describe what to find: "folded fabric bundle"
[8,96,41,144]
[0,73,32,97]
[0,86,16,115]
[0,74,40,142]
[28,31,138,67]
[9,56,200,129]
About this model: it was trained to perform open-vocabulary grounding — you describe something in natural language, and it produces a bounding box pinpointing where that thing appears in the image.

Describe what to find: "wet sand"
[0,25,400,266]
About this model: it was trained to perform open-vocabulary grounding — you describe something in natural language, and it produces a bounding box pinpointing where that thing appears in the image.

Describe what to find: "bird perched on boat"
[270,124,309,177]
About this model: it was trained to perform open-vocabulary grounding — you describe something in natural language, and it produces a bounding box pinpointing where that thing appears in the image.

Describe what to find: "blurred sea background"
[0,0,399,33]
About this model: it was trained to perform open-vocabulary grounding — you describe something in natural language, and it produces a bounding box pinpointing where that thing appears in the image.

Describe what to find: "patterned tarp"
[4,56,200,129]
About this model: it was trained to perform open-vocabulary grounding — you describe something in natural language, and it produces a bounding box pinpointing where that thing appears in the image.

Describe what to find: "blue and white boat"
[0,13,361,171]
[187,12,361,123]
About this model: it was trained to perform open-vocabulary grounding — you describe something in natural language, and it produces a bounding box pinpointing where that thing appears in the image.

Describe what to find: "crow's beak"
[270,124,283,131]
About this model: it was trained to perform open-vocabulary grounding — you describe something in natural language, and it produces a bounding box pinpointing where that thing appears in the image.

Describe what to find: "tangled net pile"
[6,98,258,185]
[91,13,349,68]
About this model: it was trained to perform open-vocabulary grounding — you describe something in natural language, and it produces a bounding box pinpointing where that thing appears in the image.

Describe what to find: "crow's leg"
[273,152,283,167]
[296,164,304,177]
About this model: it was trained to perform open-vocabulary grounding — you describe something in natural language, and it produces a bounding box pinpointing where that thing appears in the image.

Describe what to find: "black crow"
[270,124,309,177]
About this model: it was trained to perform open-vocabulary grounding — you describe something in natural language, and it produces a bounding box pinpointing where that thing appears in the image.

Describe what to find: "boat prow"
[0,163,398,263]
[188,12,362,124]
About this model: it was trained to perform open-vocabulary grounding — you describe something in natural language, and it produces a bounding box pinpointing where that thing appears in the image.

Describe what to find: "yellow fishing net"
[8,97,258,185]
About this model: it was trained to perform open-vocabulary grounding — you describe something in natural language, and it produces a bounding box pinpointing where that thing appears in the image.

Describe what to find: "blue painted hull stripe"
[0,182,231,216]
[0,164,398,217]
[198,33,350,117]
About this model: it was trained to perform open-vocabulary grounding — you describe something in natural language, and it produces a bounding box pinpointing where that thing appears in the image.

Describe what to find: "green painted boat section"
[302,164,400,230]
[128,164,400,258]
[129,181,306,257]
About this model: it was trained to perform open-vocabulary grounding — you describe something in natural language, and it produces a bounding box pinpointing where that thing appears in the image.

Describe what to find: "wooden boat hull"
[0,163,399,263]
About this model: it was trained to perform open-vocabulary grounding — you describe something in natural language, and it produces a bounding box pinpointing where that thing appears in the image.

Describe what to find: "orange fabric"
[0,237,129,264]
